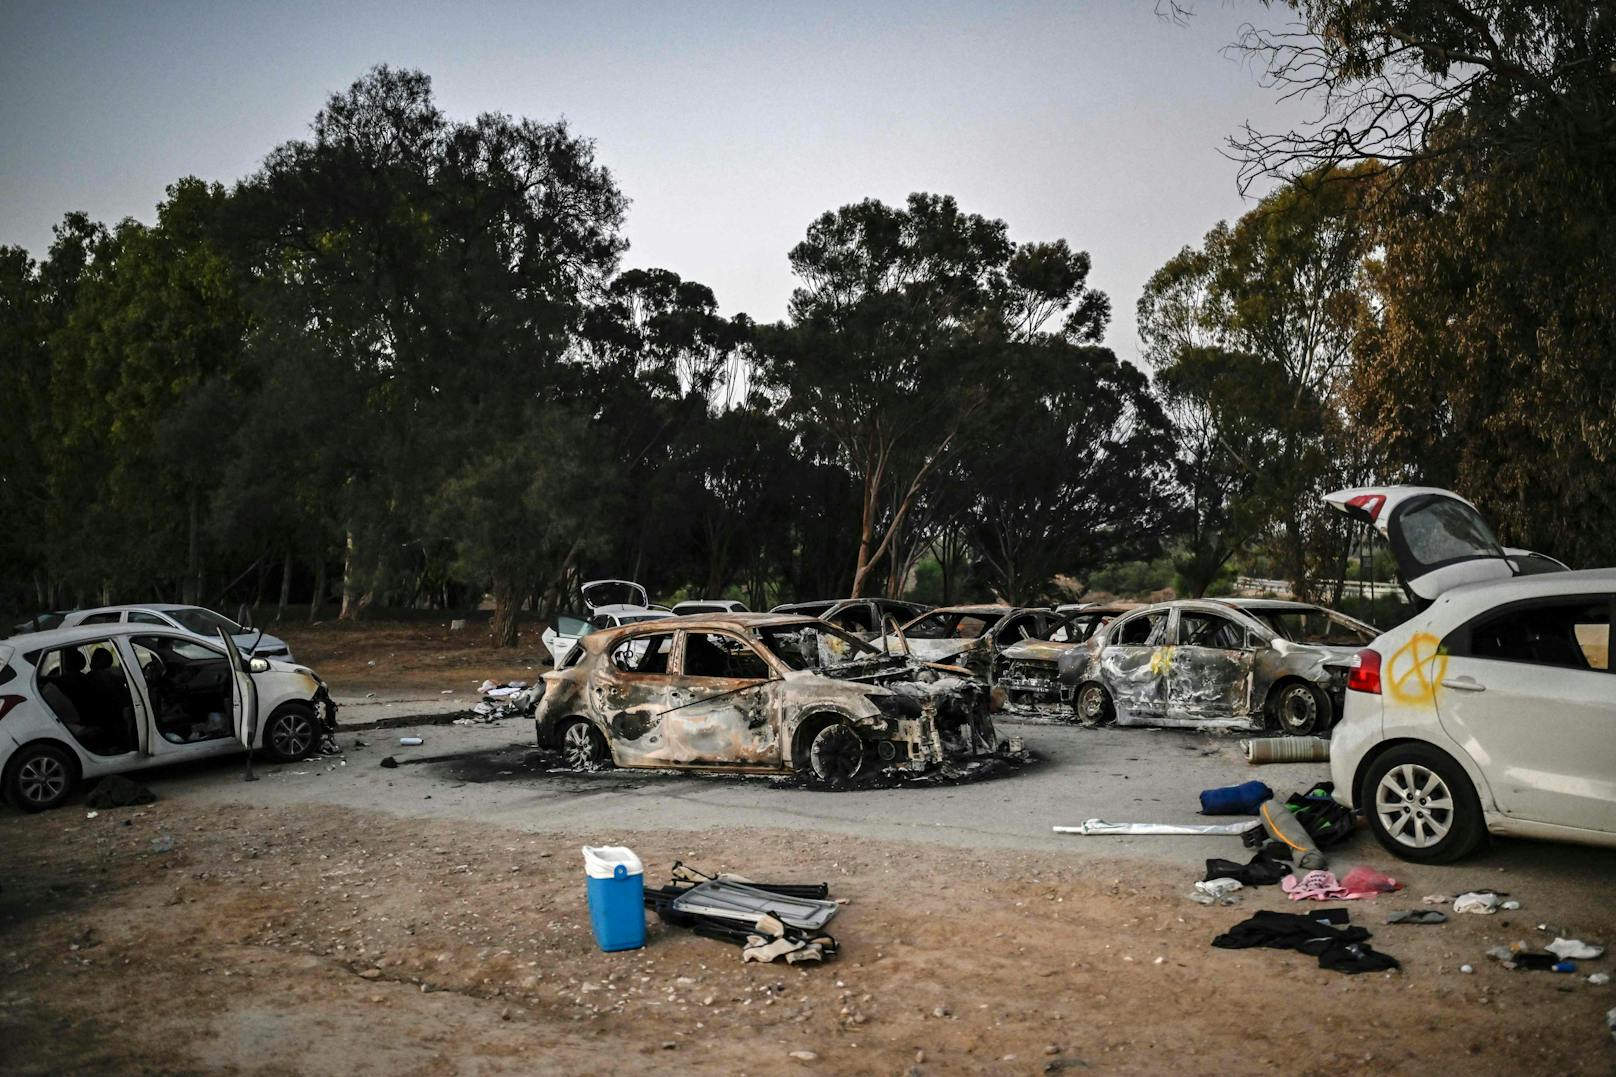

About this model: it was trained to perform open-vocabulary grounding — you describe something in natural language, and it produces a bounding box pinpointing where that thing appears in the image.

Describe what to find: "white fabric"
[1054,818,1262,836]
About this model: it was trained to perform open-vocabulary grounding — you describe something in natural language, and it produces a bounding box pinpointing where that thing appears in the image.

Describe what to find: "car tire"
[1363,744,1486,863]
[1073,682,1114,726]
[1268,680,1328,735]
[559,719,609,769]
[5,742,79,812]
[809,723,864,784]
[263,704,321,763]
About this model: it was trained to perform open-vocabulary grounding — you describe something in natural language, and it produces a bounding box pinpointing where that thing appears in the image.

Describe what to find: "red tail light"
[1347,648,1382,695]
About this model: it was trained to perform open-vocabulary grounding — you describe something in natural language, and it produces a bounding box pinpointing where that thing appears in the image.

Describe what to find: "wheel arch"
[552,713,613,761]
[3,737,84,797]
[788,710,857,771]
[1354,736,1492,815]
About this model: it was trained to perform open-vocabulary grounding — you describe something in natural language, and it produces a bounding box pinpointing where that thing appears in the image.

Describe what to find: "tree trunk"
[339,529,360,621]
[490,572,519,648]
[276,553,293,623]
[183,492,201,605]
[309,556,326,623]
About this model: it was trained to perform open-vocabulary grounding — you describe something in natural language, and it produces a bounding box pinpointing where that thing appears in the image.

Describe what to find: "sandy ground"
[4,719,1615,1075]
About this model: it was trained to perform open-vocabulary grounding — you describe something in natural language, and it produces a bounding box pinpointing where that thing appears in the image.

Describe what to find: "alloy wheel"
[18,754,69,806]
[271,713,315,758]
[562,722,602,768]
[1374,762,1455,849]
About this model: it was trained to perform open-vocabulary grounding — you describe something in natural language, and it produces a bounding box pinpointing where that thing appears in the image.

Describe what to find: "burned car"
[883,605,1068,680]
[998,604,1139,705]
[1055,599,1378,733]
[770,598,930,638]
[533,613,996,782]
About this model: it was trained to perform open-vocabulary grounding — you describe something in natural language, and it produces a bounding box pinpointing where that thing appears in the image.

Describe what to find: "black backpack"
[1284,782,1357,848]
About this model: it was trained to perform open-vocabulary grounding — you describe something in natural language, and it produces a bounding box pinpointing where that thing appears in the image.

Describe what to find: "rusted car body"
[1054,599,1378,733]
[883,605,1069,680]
[998,604,1139,704]
[770,598,930,638]
[533,614,996,780]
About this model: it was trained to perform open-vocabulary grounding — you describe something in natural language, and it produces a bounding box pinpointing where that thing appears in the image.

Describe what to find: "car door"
[1324,486,1515,605]
[587,631,677,765]
[650,630,780,768]
[1099,610,1170,723]
[220,629,259,752]
[1167,609,1256,725]
[1436,593,1615,831]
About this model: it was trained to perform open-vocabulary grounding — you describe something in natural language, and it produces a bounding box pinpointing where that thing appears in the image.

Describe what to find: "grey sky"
[0,0,1306,361]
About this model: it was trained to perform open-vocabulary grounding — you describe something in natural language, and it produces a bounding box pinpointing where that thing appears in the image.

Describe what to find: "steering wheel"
[141,653,167,682]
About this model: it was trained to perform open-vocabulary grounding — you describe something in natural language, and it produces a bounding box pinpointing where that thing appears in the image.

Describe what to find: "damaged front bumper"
[876,676,998,772]
[1000,659,1061,703]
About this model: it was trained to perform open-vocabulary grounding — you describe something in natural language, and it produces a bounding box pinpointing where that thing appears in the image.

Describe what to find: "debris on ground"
[1547,937,1606,960]
[1386,909,1448,925]
[1054,819,1262,836]
[1212,909,1400,975]
[644,861,840,965]
[85,775,157,808]
[1191,878,1243,905]
[457,679,542,724]
[1198,780,1272,815]
[1454,891,1504,915]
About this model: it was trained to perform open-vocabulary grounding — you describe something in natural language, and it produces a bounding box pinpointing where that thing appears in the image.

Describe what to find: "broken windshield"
[756,622,881,672]
[1249,609,1376,647]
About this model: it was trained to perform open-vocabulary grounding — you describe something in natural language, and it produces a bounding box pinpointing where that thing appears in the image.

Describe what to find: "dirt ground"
[276,618,551,698]
[4,799,1613,1076]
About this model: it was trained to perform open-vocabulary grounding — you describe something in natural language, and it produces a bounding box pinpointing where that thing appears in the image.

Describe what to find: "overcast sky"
[0,0,1307,361]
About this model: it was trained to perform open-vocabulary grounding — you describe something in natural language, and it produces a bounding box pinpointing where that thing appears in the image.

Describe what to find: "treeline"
[3,3,1612,643]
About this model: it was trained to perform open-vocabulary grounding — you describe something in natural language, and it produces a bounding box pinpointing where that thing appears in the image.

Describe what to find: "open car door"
[219,628,259,751]
[1324,486,1514,605]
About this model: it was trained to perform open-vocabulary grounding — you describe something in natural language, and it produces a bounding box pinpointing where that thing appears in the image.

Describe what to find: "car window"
[995,614,1039,646]
[756,623,880,671]
[169,607,241,636]
[682,632,772,680]
[609,632,674,675]
[80,612,121,625]
[1398,497,1505,570]
[828,603,874,632]
[1249,608,1376,646]
[1178,612,1247,650]
[1464,598,1610,672]
[128,611,168,625]
[1113,612,1165,647]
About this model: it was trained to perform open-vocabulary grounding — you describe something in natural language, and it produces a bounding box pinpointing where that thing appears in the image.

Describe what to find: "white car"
[541,580,672,667]
[672,599,751,615]
[58,604,295,661]
[0,623,336,811]
[1325,486,1614,861]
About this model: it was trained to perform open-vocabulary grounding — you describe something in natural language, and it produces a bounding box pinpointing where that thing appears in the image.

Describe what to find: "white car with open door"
[0,623,336,811]
[1325,486,1615,862]
[541,580,671,667]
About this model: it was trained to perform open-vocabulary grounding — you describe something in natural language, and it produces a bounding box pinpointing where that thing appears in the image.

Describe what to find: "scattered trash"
[457,679,542,724]
[1607,1006,1616,1044]
[1241,736,1331,764]
[1422,894,1451,905]
[449,618,468,631]
[86,775,157,808]
[379,756,399,769]
[1339,866,1403,897]
[399,736,424,746]
[1501,899,1521,910]
[1454,891,1502,915]
[1212,909,1400,975]
[1485,942,1576,971]
[644,861,839,965]
[1054,819,1261,836]
[1257,800,1327,870]
[85,811,97,819]
[1547,938,1605,961]
[1204,850,1290,887]
[583,845,646,952]
[1386,909,1448,925]
[1460,964,1475,974]
[150,835,175,853]
[1199,780,1272,815]
[1283,870,1350,901]
[1588,972,1610,986]
[1191,878,1244,905]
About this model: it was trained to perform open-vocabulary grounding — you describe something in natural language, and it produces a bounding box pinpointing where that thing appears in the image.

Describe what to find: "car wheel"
[263,705,320,763]
[5,743,78,812]
[1268,681,1327,735]
[1364,745,1486,863]
[560,720,609,769]
[809,723,864,784]
[1074,682,1114,725]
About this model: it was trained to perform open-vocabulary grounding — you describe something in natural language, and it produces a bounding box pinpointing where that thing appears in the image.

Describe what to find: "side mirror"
[248,657,271,674]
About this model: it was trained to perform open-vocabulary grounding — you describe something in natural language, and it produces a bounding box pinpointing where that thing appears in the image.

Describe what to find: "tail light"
[1346,648,1382,695]
[0,694,26,722]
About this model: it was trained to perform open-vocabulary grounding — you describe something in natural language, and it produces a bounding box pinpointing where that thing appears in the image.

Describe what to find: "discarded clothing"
[462,680,542,723]
[1199,780,1273,815]
[1421,894,1451,905]
[1547,937,1605,961]
[1486,945,1566,971]
[1340,866,1403,897]
[1053,819,1261,836]
[1205,851,1291,887]
[1283,782,1357,848]
[1283,870,1350,902]
[1386,909,1448,925]
[1212,910,1400,975]
[1453,892,1502,915]
[1260,800,1327,870]
[85,775,156,808]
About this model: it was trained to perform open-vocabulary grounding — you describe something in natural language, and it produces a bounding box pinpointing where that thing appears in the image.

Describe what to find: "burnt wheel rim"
[1077,686,1107,721]
[810,726,863,783]
[270,713,315,758]
[1277,686,1318,733]
[562,723,601,767]
[1375,762,1454,849]
[18,754,68,804]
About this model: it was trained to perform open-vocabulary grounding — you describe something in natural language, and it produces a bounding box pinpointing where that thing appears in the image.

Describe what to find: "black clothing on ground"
[1211,910,1400,975]
[1204,851,1291,886]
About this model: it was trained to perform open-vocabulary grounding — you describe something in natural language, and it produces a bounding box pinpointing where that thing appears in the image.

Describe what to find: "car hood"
[238,632,289,654]
[1000,639,1074,663]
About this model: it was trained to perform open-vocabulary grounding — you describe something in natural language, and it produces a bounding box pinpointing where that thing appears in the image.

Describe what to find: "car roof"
[3,623,199,650]
[922,604,1019,616]
[580,613,826,652]
[70,603,196,616]
[1439,566,1616,606]
[1214,598,1325,612]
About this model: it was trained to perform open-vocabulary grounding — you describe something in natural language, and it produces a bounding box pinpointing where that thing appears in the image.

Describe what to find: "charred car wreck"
[1055,599,1378,734]
[533,614,998,782]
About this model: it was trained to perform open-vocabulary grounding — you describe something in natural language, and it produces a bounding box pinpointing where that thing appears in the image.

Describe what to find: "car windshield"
[1249,608,1376,646]
[904,612,998,640]
[756,622,882,671]
[168,607,241,636]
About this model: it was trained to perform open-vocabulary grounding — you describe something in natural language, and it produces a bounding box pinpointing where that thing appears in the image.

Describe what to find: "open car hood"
[1323,485,1514,603]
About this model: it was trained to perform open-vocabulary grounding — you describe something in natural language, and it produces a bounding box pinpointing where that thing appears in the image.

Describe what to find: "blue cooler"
[582,845,646,952]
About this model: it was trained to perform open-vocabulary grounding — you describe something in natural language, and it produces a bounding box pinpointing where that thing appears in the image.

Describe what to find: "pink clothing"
[1340,865,1403,897]
[1282,870,1348,901]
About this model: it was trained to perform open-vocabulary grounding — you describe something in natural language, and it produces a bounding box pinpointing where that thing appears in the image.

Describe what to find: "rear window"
[1249,609,1376,647]
[1398,497,1505,571]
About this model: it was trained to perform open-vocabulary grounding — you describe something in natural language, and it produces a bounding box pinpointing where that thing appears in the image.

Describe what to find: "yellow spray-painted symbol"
[1149,646,1176,675]
[1385,632,1448,705]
